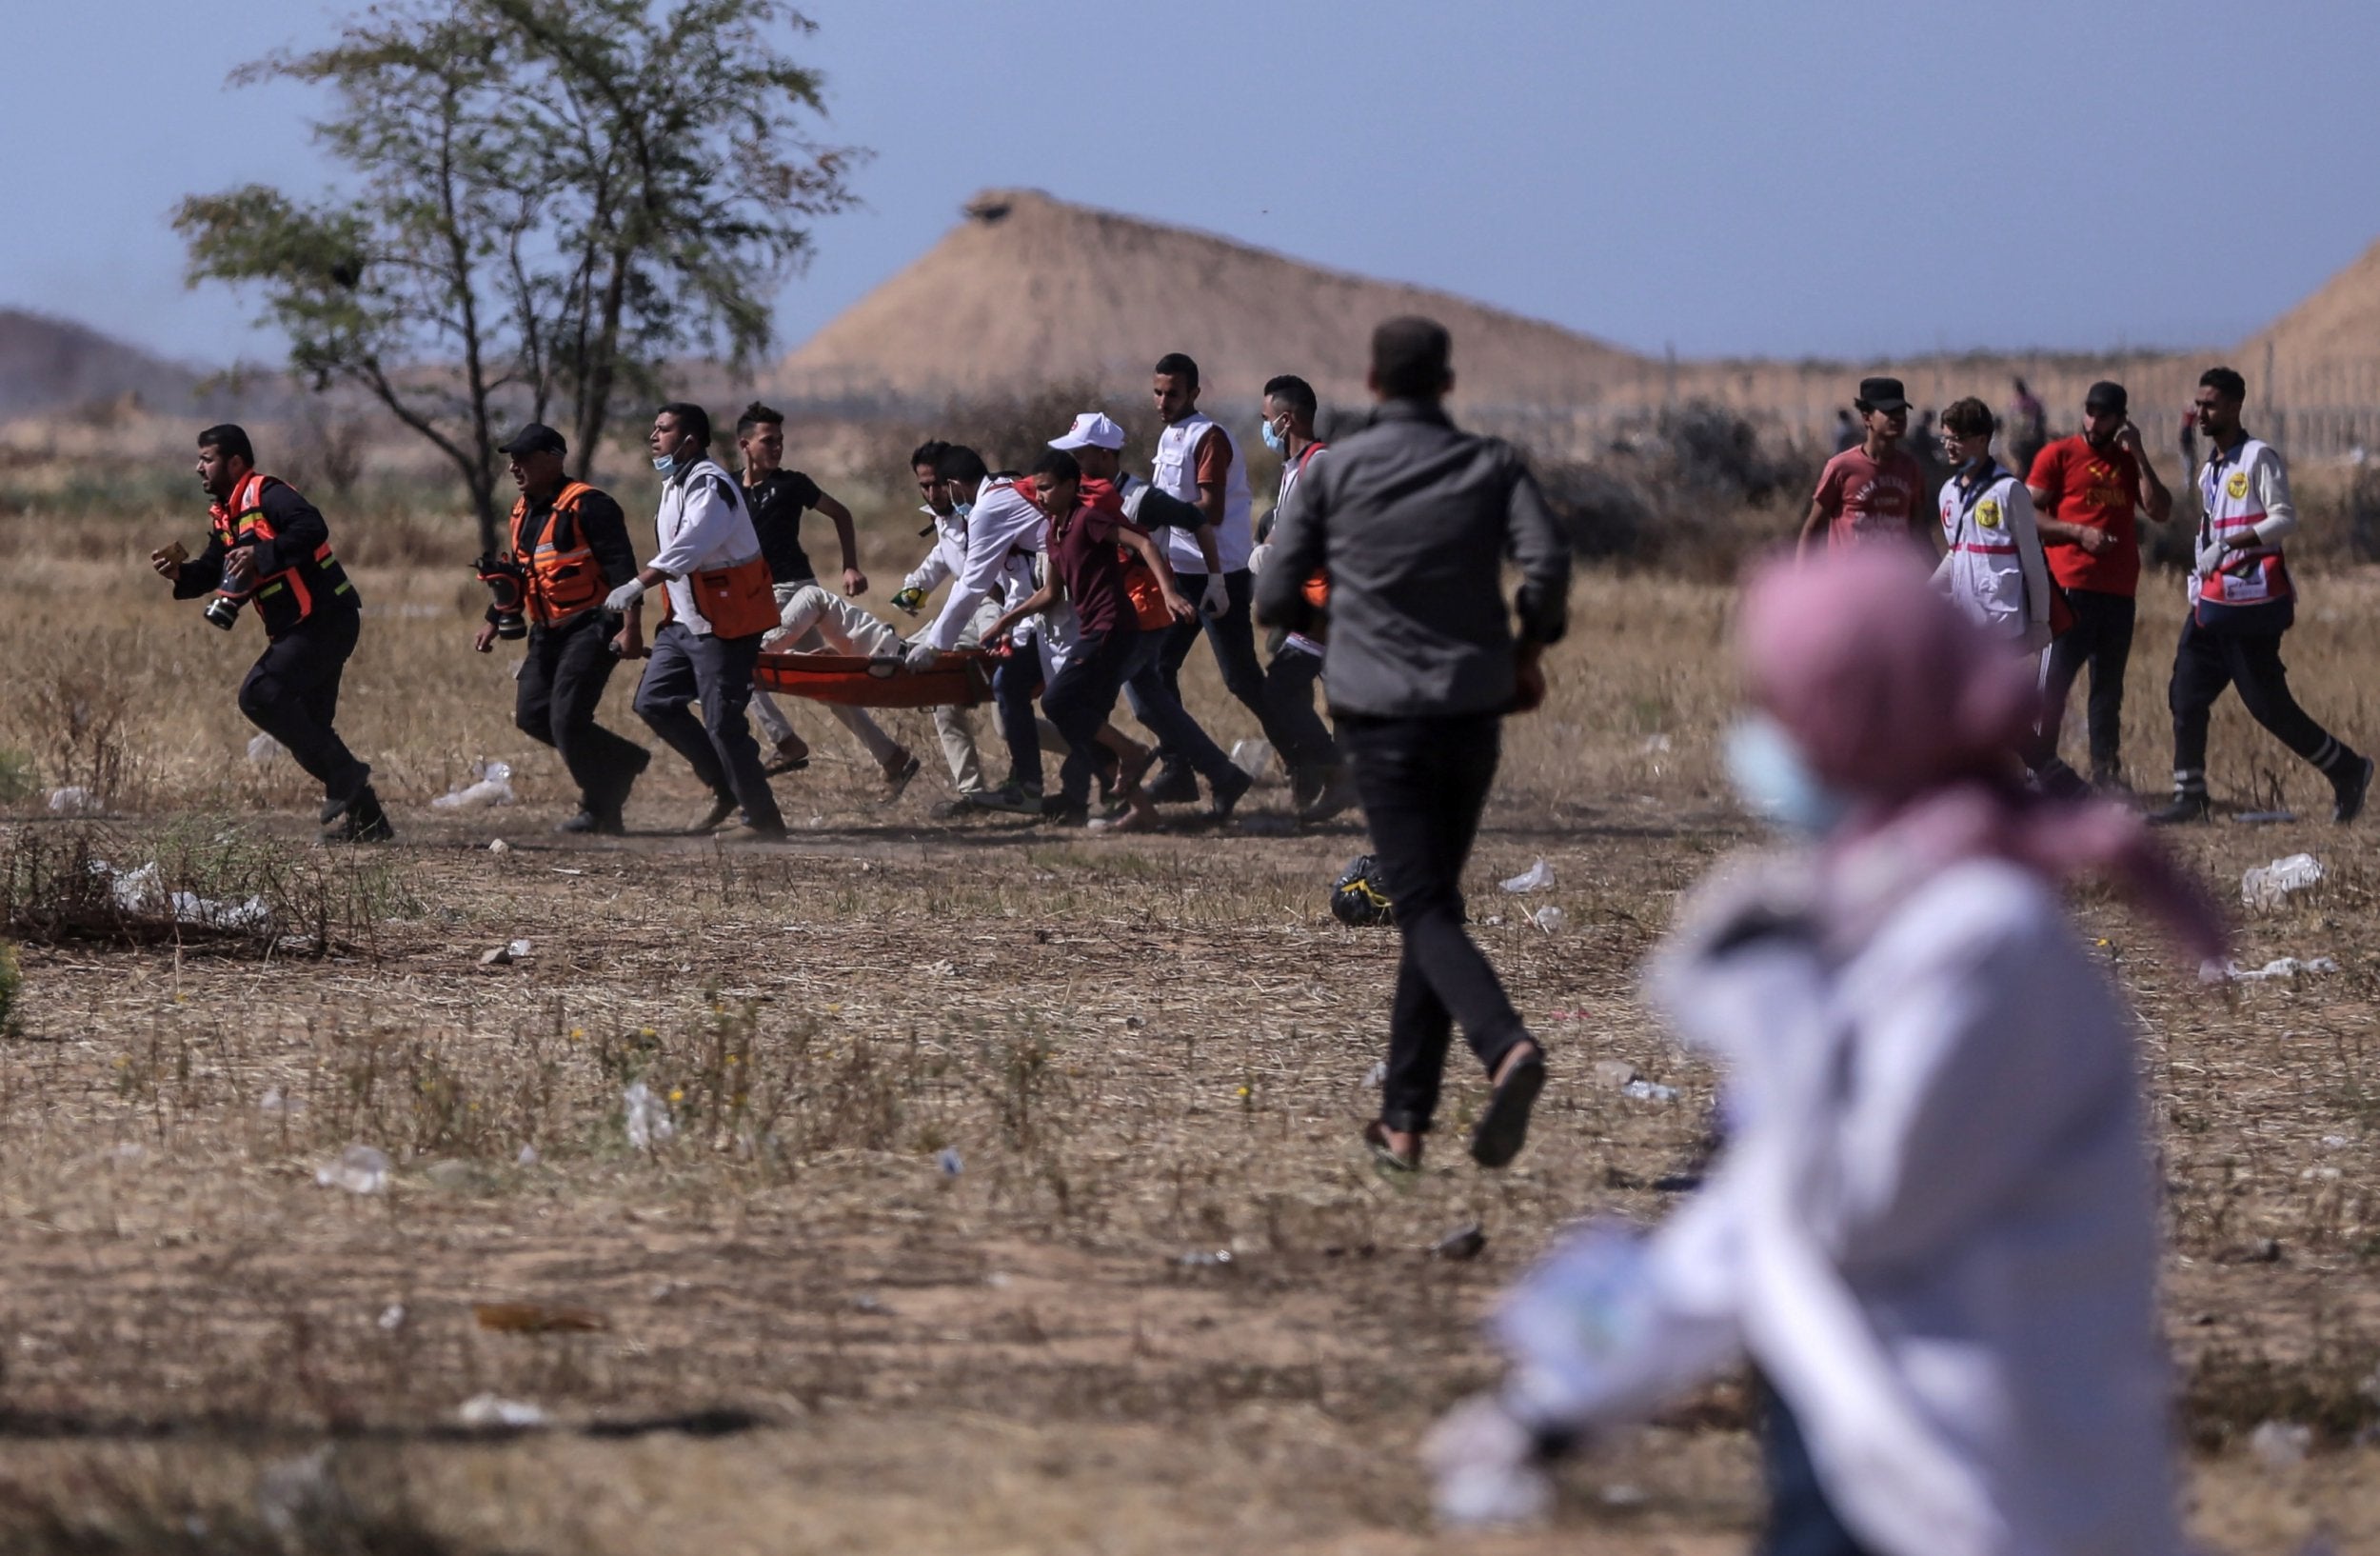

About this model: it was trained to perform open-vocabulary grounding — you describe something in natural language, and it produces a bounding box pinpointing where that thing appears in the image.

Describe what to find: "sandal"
[1363,1119,1421,1174]
[1469,1042,1546,1168]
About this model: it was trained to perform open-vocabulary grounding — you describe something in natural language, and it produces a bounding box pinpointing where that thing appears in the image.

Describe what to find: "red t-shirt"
[1813,447,1927,548]
[2026,436,2141,597]
[1047,503,1140,638]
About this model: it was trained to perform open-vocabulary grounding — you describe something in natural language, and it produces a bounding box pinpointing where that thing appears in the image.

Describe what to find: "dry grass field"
[0,474,2375,1553]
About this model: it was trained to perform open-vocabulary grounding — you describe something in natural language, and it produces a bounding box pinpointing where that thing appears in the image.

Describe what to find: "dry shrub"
[1533,400,1818,577]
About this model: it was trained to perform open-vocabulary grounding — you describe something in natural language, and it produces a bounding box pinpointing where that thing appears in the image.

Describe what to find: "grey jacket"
[1256,399,1569,718]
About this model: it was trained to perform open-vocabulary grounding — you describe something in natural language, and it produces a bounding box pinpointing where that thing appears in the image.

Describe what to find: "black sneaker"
[1469,1044,1546,1169]
[557,808,625,836]
[1040,792,1091,827]
[1143,765,1200,806]
[2333,755,2374,825]
[1206,766,1254,823]
[320,765,373,826]
[2147,790,2211,827]
[326,785,393,844]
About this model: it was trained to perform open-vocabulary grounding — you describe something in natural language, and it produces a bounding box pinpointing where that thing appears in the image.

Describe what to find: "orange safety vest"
[507,481,606,628]
[208,471,354,636]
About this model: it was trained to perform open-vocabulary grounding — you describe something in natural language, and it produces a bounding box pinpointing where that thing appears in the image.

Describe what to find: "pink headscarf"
[1738,549,2229,964]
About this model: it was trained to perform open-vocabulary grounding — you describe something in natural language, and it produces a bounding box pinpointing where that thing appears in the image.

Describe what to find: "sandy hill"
[0,308,204,417]
[2242,238,2380,396]
[781,190,1650,406]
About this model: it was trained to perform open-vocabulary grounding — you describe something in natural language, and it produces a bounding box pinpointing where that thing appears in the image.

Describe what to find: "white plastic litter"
[1230,739,1279,782]
[487,838,510,853]
[2249,1419,2311,1469]
[506,938,532,959]
[1363,1060,1388,1088]
[1499,858,1556,893]
[47,786,97,814]
[936,1146,964,1177]
[377,1304,407,1332]
[516,1144,540,1167]
[456,1394,549,1428]
[1532,906,1567,932]
[247,732,286,763]
[315,1144,391,1194]
[109,862,270,930]
[2200,955,2340,986]
[623,1082,674,1152]
[2241,853,2324,910]
[1621,1080,1679,1104]
[430,760,515,810]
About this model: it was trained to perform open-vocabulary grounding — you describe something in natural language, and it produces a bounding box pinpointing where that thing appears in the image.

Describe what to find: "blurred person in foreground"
[2024,380,2172,792]
[1797,376,1933,557]
[1424,547,2227,1556]
[1259,316,1571,1170]
[2150,366,2370,826]
[473,423,648,835]
[154,424,389,841]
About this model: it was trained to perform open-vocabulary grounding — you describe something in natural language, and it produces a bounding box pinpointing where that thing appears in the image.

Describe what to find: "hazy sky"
[9,1,2379,369]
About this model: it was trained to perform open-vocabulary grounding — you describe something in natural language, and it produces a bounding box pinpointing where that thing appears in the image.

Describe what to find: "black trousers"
[1339,712,1530,1135]
[632,622,783,829]
[2035,588,2134,777]
[1042,625,1141,806]
[517,611,646,812]
[2168,616,2355,790]
[1152,569,1295,774]
[238,606,367,803]
[1261,642,1339,775]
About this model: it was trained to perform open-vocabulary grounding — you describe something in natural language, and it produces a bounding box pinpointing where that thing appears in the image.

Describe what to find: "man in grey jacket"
[1257,316,1571,1171]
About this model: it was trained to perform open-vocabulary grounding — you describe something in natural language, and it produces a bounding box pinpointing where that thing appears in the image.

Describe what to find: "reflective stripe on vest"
[510,481,606,626]
[209,471,351,632]
[2195,440,2293,612]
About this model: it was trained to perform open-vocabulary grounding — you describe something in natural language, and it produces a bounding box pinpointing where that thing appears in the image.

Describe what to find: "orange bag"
[688,557,779,640]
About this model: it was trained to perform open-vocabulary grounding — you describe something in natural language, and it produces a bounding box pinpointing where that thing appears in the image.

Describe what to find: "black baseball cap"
[498,422,567,457]
[1854,376,1911,413]
[2084,380,2128,414]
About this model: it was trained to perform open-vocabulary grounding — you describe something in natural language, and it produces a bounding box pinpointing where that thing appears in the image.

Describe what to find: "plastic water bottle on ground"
[430,760,516,810]
[2241,853,2323,910]
[1500,858,1556,893]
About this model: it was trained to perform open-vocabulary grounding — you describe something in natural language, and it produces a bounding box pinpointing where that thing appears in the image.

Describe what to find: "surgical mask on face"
[1260,418,1286,453]
[1724,714,1849,836]
[652,453,679,477]
[952,500,974,519]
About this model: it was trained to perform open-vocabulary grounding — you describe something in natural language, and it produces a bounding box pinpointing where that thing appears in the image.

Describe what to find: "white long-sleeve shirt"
[902,504,968,598]
[647,456,764,636]
[1501,853,2178,1556]
[920,477,1046,651]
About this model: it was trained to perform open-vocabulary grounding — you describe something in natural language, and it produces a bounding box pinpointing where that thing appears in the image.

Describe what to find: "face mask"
[652,454,679,477]
[952,500,974,519]
[1260,419,1286,453]
[1724,714,1849,837]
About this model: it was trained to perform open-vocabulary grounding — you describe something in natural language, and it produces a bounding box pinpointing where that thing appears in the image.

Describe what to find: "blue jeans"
[632,622,781,828]
[1757,1376,1879,1556]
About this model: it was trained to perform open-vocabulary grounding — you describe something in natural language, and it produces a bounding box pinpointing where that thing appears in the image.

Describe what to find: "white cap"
[1049,412,1125,451]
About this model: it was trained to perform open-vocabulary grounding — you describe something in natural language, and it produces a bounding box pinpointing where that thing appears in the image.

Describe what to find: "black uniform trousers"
[2035,588,2135,778]
[516,610,645,813]
[2168,615,2354,788]
[633,621,783,829]
[1151,569,1298,780]
[238,604,368,804]
[1338,710,1531,1135]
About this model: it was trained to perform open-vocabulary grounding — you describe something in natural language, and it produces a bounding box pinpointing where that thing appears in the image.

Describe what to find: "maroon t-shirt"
[1047,504,1140,637]
[1814,446,1927,548]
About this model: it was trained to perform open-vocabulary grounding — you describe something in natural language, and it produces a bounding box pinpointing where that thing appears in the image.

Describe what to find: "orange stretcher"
[752,649,996,709]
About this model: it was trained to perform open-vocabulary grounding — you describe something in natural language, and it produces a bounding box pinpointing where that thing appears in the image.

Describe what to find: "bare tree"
[174,0,861,550]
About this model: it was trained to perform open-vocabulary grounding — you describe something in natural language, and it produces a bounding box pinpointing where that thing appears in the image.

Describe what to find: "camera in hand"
[475,554,530,640]
[204,586,250,630]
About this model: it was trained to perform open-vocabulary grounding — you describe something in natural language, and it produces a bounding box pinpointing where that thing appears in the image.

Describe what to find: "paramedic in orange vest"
[2151,367,2370,826]
[472,423,651,835]
[1251,373,1354,823]
[606,403,787,842]
[151,423,389,842]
